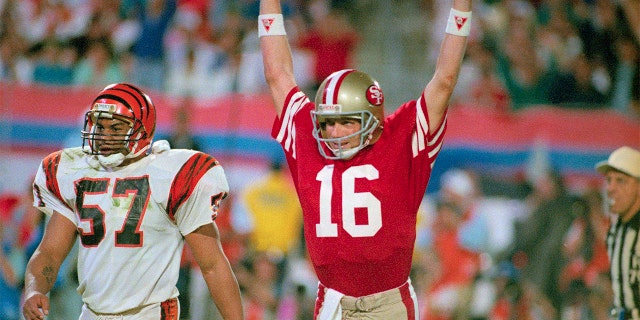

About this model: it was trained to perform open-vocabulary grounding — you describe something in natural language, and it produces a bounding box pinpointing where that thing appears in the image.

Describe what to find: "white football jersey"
[32,145,229,313]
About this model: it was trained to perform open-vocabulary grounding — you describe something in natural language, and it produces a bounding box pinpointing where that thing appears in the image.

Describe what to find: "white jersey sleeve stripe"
[290,125,297,159]
[428,116,446,161]
[429,115,446,147]
[412,132,418,158]
[429,139,444,168]
[412,96,429,157]
[410,95,447,161]
[276,91,307,154]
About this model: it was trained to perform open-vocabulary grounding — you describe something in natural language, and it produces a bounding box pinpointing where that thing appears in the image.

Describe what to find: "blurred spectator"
[618,0,640,42]
[236,160,302,259]
[165,11,246,98]
[535,6,583,72]
[610,35,640,117]
[295,0,359,92]
[0,34,32,83]
[560,279,593,320]
[31,40,77,86]
[167,96,202,151]
[420,200,481,320]
[276,248,317,320]
[438,169,489,255]
[68,1,121,60]
[0,192,22,320]
[559,224,610,319]
[72,37,125,88]
[229,159,304,319]
[560,189,609,295]
[587,271,614,320]
[15,0,91,46]
[452,38,511,112]
[237,252,281,320]
[0,0,31,83]
[485,262,522,320]
[426,168,528,319]
[549,54,608,108]
[574,0,625,74]
[512,169,587,316]
[494,10,559,110]
[275,282,315,320]
[129,0,177,91]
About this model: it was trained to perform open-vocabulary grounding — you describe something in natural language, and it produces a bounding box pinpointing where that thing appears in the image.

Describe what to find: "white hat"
[595,146,640,179]
[441,169,474,197]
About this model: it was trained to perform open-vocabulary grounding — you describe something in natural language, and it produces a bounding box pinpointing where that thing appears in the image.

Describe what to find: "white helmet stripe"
[321,69,354,104]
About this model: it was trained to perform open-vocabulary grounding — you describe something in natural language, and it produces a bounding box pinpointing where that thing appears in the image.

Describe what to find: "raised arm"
[259,0,298,117]
[424,0,472,133]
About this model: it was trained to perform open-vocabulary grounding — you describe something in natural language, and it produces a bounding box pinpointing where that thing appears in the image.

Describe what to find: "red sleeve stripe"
[42,151,73,211]
[166,153,219,221]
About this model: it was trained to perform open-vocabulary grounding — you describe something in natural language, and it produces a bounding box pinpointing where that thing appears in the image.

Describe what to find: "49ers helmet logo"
[366,85,384,106]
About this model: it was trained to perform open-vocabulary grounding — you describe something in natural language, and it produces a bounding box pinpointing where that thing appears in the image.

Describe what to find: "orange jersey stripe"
[166,153,218,221]
[42,151,73,212]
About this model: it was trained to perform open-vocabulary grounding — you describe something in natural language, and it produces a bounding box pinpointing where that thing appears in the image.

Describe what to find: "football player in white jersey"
[22,83,244,320]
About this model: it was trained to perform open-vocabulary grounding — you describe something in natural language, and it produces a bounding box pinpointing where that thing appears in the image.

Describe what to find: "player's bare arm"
[423,0,472,134]
[185,223,244,320]
[22,212,77,320]
[259,0,297,117]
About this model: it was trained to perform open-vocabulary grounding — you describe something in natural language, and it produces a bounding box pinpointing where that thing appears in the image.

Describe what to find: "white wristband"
[445,8,472,36]
[258,14,286,37]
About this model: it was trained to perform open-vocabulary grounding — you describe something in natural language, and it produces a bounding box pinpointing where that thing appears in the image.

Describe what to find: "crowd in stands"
[0,0,637,114]
[1,0,639,319]
[446,0,639,116]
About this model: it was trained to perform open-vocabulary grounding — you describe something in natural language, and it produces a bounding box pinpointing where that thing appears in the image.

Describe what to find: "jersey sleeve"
[172,162,230,236]
[32,151,77,224]
[271,87,312,161]
[412,94,447,160]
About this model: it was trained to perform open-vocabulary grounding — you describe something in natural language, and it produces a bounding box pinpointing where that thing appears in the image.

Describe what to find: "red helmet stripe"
[93,83,156,136]
[322,69,354,104]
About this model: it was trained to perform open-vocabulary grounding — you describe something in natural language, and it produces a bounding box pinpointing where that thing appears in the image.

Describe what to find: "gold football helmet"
[311,69,385,159]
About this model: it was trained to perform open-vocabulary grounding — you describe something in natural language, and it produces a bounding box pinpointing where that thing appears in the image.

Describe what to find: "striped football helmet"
[311,69,385,159]
[82,83,156,166]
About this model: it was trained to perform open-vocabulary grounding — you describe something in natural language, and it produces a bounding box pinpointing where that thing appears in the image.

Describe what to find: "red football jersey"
[272,87,446,297]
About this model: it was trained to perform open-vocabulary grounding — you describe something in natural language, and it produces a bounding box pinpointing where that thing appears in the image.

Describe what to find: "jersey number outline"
[75,176,150,247]
[315,164,381,238]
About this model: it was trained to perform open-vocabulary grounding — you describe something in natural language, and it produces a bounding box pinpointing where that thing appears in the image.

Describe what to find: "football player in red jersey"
[258,0,472,319]
[22,83,244,320]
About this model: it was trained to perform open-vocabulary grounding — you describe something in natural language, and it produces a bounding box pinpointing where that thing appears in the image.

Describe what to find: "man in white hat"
[595,146,640,320]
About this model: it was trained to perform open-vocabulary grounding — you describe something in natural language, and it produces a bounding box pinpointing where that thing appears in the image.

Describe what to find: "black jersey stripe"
[608,212,640,309]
